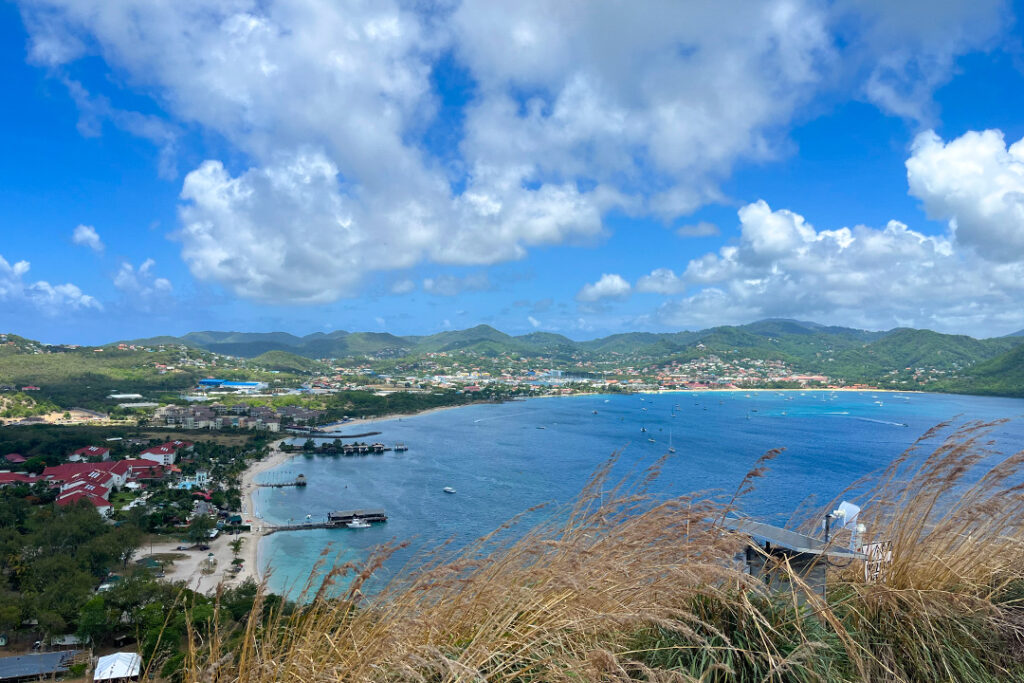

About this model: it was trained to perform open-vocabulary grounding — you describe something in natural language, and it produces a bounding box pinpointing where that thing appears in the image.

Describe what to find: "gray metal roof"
[723,517,866,560]
[0,650,79,681]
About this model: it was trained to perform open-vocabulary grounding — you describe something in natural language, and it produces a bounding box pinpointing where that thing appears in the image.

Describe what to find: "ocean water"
[253,391,1024,597]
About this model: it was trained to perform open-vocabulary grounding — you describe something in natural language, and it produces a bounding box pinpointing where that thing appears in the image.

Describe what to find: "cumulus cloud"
[72,224,103,252]
[636,268,687,295]
[113,258,172,307]
[676,221,720,238]
[0,253,101,314]
[577,273,631,302]
[653,199,1024,335]
[15,0,1010,303]
[422,272,491,297]
[907,129,1024,262]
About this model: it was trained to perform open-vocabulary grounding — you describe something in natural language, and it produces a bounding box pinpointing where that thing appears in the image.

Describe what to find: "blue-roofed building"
[198,379,267,391]
[0,650,82,682]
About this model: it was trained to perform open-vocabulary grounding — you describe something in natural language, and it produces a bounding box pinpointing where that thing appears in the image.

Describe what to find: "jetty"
[256,474,308,488]
[262,508,388,535]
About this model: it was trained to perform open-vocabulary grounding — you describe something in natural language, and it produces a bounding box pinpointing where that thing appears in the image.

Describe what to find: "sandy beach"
[317,403,473,433]
[135,440,297,595]
[238,440,299,584]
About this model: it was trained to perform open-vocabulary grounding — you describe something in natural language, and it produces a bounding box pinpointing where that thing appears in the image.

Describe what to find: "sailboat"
[668,429,676,454]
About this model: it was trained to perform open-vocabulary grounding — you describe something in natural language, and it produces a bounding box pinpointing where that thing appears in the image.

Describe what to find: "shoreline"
[236,388,930,591]
[317,402,481,433]
[239,441,298,584]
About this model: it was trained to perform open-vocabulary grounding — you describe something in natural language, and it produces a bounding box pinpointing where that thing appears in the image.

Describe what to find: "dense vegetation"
[0,497,140,637]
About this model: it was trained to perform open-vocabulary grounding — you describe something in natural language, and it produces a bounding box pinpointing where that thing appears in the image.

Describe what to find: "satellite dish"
[834,501,861,530]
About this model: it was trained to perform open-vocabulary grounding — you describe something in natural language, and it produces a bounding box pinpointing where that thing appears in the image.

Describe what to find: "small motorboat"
[647,437,656,443]
[347,518,371,529]
[443,486,456,494]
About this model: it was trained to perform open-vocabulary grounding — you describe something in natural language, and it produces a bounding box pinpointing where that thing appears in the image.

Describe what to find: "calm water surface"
[253,391,1024,597]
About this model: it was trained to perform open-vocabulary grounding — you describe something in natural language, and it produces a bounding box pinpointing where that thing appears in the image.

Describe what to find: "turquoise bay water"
[254,391,1024,597]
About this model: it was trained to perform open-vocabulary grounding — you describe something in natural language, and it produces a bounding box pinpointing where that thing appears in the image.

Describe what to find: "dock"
[262,508,387,535]
[328,508,387,524]
[256,474,307,488]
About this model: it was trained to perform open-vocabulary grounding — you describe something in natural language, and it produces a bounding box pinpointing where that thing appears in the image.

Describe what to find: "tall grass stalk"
[181,422,1024,682]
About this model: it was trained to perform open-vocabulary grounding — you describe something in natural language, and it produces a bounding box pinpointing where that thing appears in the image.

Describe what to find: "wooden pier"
[256,474,307,488]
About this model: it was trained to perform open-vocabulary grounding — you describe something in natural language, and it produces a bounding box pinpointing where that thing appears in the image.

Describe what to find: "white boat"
[668,429,676,454]
[347,518,371,529]
[443,486,456,494]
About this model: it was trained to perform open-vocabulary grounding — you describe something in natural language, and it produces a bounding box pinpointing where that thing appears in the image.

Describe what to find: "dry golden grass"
[174,422,1024,682]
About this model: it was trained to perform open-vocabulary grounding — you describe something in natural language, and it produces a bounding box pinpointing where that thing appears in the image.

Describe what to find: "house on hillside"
[0,650,83,682]
[70,446,111,462]
[139,446,176,466]
[3,453,26,464]
[0,472,40,488]
[56,490,112,515]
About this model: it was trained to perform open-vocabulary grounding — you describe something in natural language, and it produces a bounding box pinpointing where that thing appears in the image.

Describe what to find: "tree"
[77,595,112,645]
[229,538,243,558]
[186,514,215,544]
[24,457,45,475]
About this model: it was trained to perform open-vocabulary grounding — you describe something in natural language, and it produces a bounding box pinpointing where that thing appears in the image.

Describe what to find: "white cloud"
[16,1,1010,303]
[836,0,1007,122]
[0,253,100,314]
[653,198,1024,335]
[636,268,686,295]
[907,129,1024,262]
[577,273,631,302]
[64,79,180,179]
[390,279,416,295]
[422,272,490,297]
[676,221,720,238]
[72,224,103,252]
[527,315,540,328]
[114,258,172,307]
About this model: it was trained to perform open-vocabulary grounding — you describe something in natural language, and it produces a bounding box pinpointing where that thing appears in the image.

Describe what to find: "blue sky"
[3,1,1024,344]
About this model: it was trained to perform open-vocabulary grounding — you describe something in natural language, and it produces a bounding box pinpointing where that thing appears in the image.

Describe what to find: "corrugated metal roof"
[95,652,142,680]
[723,517,866,560]
[0,650,79,680]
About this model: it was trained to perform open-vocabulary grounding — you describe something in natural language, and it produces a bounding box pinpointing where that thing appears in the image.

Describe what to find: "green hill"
[823,329,1020,380]
[934,344,1024,397]
[249,350,328,373]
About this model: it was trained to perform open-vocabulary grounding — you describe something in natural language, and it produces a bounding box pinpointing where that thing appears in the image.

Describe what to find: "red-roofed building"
[43,459,167,492]
[71,446,111,461]
[61,479,111,500]
[0,472,40,487]
[56,490,112,515]
[3,453,26,464]
[114,459,166,482]
[164,440,194,452]
[140,446,177,466]
[64,469,118,494]
[43,462,113,483]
